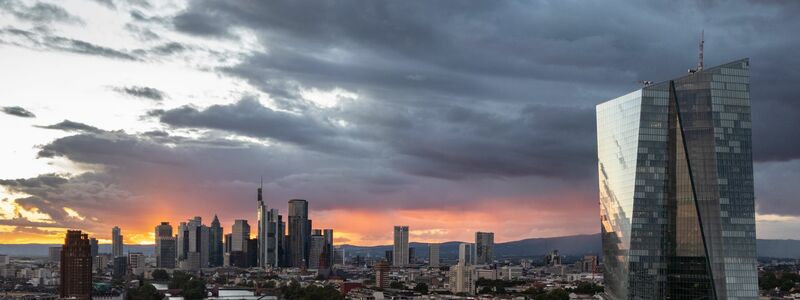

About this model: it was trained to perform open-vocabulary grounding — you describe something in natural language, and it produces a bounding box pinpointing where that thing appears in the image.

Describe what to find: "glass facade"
[596,58,756,299]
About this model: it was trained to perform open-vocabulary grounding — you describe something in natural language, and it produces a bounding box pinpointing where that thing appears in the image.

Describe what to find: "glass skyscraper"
[596,58,756,299]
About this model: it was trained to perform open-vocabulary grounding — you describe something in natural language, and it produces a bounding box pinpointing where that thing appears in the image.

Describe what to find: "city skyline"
[1,1,799,247]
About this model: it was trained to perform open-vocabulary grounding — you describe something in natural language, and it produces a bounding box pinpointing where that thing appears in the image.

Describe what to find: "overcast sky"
[0,0,798,246]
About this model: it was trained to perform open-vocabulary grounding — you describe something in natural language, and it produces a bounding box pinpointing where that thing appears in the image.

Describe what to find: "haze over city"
[1,0,799,248]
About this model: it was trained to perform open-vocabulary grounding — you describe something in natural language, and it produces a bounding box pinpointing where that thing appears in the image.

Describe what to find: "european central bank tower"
[596,59,756,299]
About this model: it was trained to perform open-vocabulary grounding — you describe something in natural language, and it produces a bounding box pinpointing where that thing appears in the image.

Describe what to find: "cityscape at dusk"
[0,1,799,299]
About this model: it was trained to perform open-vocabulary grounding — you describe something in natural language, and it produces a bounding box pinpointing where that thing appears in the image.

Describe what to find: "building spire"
[698,30,704,71]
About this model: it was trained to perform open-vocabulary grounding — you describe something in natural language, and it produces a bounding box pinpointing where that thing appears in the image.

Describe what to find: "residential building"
[60,230,92,300]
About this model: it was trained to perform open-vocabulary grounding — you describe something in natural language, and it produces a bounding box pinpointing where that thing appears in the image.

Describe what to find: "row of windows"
[711,89,750,99]
[713,74,749,84]
[720,67,748,77]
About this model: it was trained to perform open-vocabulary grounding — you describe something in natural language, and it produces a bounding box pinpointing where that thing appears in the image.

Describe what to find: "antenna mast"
[698,30,704,71]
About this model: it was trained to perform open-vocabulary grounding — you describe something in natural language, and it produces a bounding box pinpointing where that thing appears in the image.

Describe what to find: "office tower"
[154,222,174,268]
[223,233,232,266]
[177,222,189,261]
[308,229,324,269]
[322,229,334,269]
[128,252,145,274]
[393,226,409,267]
[229,220,250,267]
[89,238,98,258]
[187,217,209,269]
[247,238,258,267]
[93,256,108,273]
[450,261,475,295]
[583,255,599,273]
[546,250,561,266]
[458,243,476,266]
[210,215,223,267]
[232,220,250,252]
[256,182,269,268]
[475,232,494,265]
[409,247,416,264]
[112,256,127,278]
[374,261,390,288]
[265,208,284,267]
[48,246,61,262]
[157,237,176,269]
[428,243,440,268]
[597,58,757,299]
[60,230,92,300]
[0,254,9,266]
[333,246,345,265]
[385,250,393,263]
[287,199,311,268]
[111,226,123,257]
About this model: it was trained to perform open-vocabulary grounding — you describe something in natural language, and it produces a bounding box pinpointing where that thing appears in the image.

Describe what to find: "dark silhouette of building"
[210,215,224,267]
[287,199,311,268]
[60,230,92,300]
[113,256,127,278]
[247,238,258,267]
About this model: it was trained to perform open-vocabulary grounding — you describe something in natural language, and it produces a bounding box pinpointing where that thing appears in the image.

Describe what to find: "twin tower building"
[597,58,757,299]
[154,185,334,270]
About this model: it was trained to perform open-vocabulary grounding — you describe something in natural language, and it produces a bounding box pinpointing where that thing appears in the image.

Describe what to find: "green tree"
[389,281,405,289]
[182,278,207,300]
[413,282,429,294]
[151,269,170,282]
[129,283,162,300]
[536,288,569,300]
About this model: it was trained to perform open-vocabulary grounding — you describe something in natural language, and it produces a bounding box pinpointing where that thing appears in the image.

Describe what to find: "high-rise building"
[210,215,223,267]
[177,222,189,261]
[546,250,561,266]
[187,217,209,269]
[582,255,599,273]
[322,229,334,269]
[450,261,475,295]
[232,220,250,252]
[60,230,92,300]
[48,246,61,262]
[393,226,409,267]
[288,199,311,268]
[256,182,269,268]
[89,238,98,257]
[596,58,757,299]
[308,229,325,269]
[374,261,390,288]
[111,226,123,257]
[265,208,285,267]
[112,256,127,278]
[154,222,175,268]
[128,252,145,274]
[458,243,476,266]
[475,232,494,265]
[428,243,440,268]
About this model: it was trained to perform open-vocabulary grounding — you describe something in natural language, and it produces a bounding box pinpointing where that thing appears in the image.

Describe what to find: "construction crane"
[689,30,704,73]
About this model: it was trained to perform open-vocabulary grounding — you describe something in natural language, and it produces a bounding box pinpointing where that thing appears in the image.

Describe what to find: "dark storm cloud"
[1,106,35,118]
[0,0,83,25]
[91,0,115,10]
[156,98,347,153]
[36,120,103,133]
[171,0,800,167]
[0,173,68,189]
[112,85,166,101]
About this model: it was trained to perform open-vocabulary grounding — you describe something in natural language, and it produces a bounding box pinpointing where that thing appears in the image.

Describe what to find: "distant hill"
[342,233,800,260]
[0,244,154,257]
[2,234,799,258]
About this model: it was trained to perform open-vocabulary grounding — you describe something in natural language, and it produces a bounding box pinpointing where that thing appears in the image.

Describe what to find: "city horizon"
[1,2,798,250]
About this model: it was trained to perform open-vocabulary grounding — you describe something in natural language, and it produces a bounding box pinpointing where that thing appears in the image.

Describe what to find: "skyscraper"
[265,208,284,267]
[458,243,476,266]
[230,220,250,267]
[308,229,324,269]
[177,221,189,261]
[60,230,92,300]
[257,181,268,268]
[111,226,123,257]
[187,217,209,269]
[596,58,757,299]
[374,260,390,288]
[428,243,440,268]
[155,222,176,269]
[89,238,98,258]
[210,215,224,267]
[393,226,409,267]
[322,229,334,269]
[288,199,311,268]
[475,232,494,265]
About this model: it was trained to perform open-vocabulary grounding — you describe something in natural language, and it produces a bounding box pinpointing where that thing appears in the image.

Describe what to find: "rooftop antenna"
[689,30,704,73]
[698,30,704,71]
